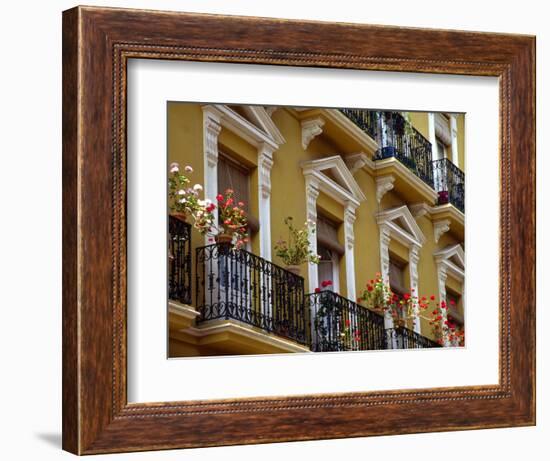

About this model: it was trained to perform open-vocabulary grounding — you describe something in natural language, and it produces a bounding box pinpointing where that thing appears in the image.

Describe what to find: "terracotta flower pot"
[170,212,187,223]
[285,265,301,276]
[215,233,233,244]
[395,318,407,328]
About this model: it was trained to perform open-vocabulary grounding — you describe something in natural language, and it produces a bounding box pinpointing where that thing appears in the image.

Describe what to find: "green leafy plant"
[274,217,320,266]
[357,273,435,331]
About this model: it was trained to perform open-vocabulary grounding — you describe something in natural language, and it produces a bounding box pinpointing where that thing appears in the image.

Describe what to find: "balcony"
[433,158,465,212]
[340,110,435,188]
[168,215,192,305]
[195,243,310,347]
[307,291,440,352]
[338,108,378,141]
[308,291,387,351]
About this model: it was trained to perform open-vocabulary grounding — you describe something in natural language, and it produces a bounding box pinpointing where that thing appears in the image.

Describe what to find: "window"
[317,246,336,291]
[389,257,407,296]
[446,289,464,327]
[316,214,343,292]
[217,153,259,233]
[435,139,446,161]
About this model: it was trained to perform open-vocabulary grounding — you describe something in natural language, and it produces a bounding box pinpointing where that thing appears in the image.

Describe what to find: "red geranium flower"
[314,287,321,293]
[430,295,436,301]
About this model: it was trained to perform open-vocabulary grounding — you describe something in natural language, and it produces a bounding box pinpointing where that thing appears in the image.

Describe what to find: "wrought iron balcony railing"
[339,108,378,140]
[374,111,434,187]
[196,243,310,347]
[340,109,435,188]
[307,291,441,352]
[389,326,441,349]
[308,291,388,352]
[168,216,192,305]
[432,158,465,212]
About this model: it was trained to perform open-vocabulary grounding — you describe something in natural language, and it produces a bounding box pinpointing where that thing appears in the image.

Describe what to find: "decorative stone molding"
[376,206,426,332]
[258,143,275,260]
[409,244,421,333]
[201,104,283,258]
[344,152,376,175]
[433,219,451,243]
[436,264,450,346]
[379,224,391,285]
[344,205,356,250]
[434,244,465,346]
[302,156,365,298]
[305,178,320,293]
[435,113,452,146]
[301,117,325,150]
[203,108,222,168]
[258,144,274,199]
[376,205,426,249]
[344,203,357,301]
[376,175,396,204]
[202,107,222,243]
[305,178,320,223]
[450,114,459,166]
[301,155,366,205]
[409,202,431,219]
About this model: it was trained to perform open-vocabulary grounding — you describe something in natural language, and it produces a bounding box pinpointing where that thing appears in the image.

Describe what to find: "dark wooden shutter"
[217,153,259,233]
[389,258,407,295]
[316,214,345,256]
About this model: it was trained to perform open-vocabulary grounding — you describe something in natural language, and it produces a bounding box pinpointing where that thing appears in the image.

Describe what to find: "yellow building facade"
[168,104,465,357]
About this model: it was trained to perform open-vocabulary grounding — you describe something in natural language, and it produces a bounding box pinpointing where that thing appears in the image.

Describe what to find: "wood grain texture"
[62,5,536,455]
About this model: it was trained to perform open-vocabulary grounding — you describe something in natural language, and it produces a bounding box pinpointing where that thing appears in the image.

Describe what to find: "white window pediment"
[241,105,286,145]
[204,104,282,150]
[301,155,366,206]
[376,205,426,247]
[434,244,465,280]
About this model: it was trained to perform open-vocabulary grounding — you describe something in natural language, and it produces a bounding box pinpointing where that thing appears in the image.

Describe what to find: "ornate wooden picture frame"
[62,6,535,455]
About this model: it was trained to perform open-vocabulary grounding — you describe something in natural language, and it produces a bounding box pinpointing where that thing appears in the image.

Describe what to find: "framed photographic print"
[62,5,535,455]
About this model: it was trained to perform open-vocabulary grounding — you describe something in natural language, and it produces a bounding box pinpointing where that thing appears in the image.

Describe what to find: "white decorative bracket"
[409,202,431,219]
[301,117,325,150]
[376,175,395,204]
[433,219,451,244]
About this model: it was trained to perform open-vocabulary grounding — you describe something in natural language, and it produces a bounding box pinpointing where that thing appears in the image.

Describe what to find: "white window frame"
[301,155,366,300]
[376,205,426,333]
[434,243,465,346]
